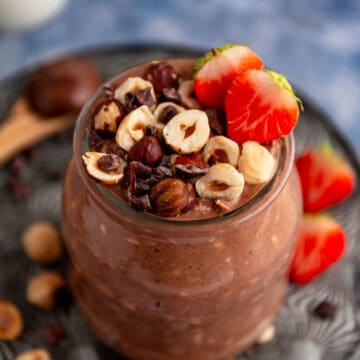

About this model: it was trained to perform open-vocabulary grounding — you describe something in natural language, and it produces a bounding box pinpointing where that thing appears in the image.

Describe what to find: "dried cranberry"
[205,109,226,135]
[145,61,179,94]
[124,87,156,112]
[158,105,178,124]
[128,136,164,166]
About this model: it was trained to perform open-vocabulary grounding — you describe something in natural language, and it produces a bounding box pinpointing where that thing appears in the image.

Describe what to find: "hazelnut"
[144,61,179,94]
[153,102,185,124]
[22,222,62,264]
[127,136,164,166]
[15,348,51,360]
[150,178,196,217]
[202,135,240,166]
[0,301,23,340]
[26,271,65,310]
[93,100,125,133]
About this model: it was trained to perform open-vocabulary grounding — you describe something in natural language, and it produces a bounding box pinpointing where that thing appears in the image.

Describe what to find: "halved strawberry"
[225,69,301,144]
[194,44,263,108]
[290,214,346,284]
[296,145,356,212]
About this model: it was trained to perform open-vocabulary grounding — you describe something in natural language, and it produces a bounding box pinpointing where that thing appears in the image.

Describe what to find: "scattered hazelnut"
[257,324,275,344]
[202,135,240,166]
[114,77,156,111]
[93,100,125,133]
[238,141,275,185]
[195,163,244,200]
[15,348,51,360]
[150,178,196,217]
[82,152,126,184]
[128,136,164,166]
[26,271,65,310]
[0,301,23,340]
[115,105,157,151]
[163,110,210,154]
[144,61,179,94]
[22,222,62,264]
[178,80,202,109]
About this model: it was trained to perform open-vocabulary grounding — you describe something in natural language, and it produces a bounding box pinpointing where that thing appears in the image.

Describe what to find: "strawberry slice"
[296,145,356,212]
[290,214,346,284]
[194,44,263,108]
[225,69,301,144]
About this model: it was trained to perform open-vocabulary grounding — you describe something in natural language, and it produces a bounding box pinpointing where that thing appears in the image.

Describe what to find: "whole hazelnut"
[144,61,179,94]
[128,136,164,167]
[0,301,24,340]
[150,178,196,217]
[15,348,52,360]
[26,271,65,310]
[22,222,62,264]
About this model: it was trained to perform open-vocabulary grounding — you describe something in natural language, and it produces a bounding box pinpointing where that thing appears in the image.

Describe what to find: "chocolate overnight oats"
[62,45,302,359]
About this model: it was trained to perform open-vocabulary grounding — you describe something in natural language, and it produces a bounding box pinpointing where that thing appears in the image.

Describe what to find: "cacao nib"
[153,165,173,178]
[97,154,122,172]
[159,88,182,104]
[124,87,155,112]
[205,108,226,135]
[88,131,105,152]
[144,61,179,94]
[125,162,153,184]
[313,300,336,320]
[127,191,151,212]
[159,155,172,168]
[106,142,127,159]
[175,164,209,178]
[158,105,178,124]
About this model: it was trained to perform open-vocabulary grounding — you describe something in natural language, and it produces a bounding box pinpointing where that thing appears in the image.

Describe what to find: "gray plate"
[0,46,359,360]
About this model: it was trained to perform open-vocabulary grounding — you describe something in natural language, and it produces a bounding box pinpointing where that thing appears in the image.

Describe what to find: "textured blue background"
[1,0,360,153]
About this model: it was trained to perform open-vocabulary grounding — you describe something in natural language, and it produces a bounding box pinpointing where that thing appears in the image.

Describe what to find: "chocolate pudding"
[62,58,302,359]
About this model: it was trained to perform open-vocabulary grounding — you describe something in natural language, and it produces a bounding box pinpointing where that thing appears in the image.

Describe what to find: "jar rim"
[73,58,295,228]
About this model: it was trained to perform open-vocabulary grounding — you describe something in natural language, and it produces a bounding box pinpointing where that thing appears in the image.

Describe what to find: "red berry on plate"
[290,214,346,284]
[296,145,356,212]
[194,44,263,108]
[225,69,301,144]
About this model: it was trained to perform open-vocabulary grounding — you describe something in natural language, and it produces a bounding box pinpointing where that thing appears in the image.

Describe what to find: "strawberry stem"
[211,48,218,56]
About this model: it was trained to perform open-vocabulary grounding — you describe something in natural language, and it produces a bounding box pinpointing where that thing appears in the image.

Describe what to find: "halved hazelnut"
[237,141,275,185]
[195,163,244,200]
[202,135,240,166]
[94,100,125,133]
[114,77,156,111]
[15,348,51,360]
[153,102,185,124]
[178,80,202,109]
[0,301,23,340]
[26,271,65,309]
[22,221,62,264]
[163,110,210,154]
[82,152,126,184]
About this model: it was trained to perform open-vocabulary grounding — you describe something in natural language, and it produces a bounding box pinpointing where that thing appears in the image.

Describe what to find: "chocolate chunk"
[159,155,172,168]
[43,323,65,346]
[97,154,122,172]
[124,161,153,188]
[153,165,173,178]
[88,131,105,152]
[7,177,31,201]
[144,61,179,94]
[160,88,182,104]
[313,300,337,320]
[106,142,127,159]
[175,164,209,178]
[158,105,178,124]
[26,57,101,117]
[124,87,156,112]
[127,191,151,212]
[205,109,226,135]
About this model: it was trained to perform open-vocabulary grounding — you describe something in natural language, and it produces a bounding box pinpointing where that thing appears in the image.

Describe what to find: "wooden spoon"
[0,97,73,166]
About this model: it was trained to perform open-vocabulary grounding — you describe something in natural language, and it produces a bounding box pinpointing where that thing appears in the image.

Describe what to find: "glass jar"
[62,59,302,360]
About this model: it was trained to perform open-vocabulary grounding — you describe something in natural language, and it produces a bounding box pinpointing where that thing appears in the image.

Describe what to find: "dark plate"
[0,46,360,360]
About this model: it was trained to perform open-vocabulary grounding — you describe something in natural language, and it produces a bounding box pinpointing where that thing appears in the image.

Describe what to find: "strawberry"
[296,145,356,212]
[290,214,346,284]
[194,44,263,108]
[225,69,301,144]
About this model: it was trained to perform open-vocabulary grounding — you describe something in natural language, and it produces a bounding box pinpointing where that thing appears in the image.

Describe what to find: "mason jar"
[62,59,302,360]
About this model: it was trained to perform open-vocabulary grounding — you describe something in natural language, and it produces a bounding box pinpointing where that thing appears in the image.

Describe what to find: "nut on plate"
[114,77,156,111]
[178,80,202,109]
[22,221,62,264]
[163,109,210,154]
[94,100,125,133]
[238,141,275,184]
[195,163,245,200]
[82,152,126,184]
[202,135,240,166]
[26,271,65,310]
[153,102,185,124]
[0,301,23,340]
[150,178,196,217]
[116,105,158,151]
[15,348,52,360]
